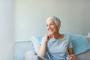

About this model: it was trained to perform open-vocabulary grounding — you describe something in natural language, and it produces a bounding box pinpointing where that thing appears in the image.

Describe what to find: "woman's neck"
[49,32,64,39]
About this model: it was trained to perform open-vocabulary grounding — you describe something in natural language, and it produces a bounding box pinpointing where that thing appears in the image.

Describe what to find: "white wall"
[83,1,90,35]
[15,0,90,40]
[0,0,14,60]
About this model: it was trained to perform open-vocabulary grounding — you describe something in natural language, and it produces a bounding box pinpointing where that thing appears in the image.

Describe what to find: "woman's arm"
[38,41,47,57]
[68,48,77,60]
[68,48,74,55]
[38,35,49,59]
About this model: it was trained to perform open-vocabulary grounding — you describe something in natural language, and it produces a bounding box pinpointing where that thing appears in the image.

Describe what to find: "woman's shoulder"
[63,33,70,41]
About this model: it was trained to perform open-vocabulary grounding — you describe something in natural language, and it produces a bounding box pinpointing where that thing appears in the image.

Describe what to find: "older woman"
[38,16,77,60]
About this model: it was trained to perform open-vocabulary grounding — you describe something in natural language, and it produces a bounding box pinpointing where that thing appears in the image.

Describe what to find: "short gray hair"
[46,16,61,28]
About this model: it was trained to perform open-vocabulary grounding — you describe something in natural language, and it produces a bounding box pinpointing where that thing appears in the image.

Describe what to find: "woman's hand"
[68,48,77,60]
[42,34,50,44]
[69,54,77,60]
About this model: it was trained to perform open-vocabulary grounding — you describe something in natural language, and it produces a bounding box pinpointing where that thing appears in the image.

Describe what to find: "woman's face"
[46,20,59,34]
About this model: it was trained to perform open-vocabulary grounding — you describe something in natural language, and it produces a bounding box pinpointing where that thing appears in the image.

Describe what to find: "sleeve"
[68,35,73,48]
[68,40,73,48]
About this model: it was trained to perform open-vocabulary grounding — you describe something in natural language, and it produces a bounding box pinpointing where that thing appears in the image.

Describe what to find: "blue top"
[41,34,72,60]
[31,33,90,60]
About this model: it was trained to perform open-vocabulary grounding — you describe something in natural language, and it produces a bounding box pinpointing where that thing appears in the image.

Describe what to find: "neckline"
[50,34,65,41]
